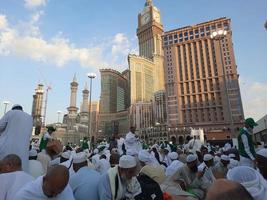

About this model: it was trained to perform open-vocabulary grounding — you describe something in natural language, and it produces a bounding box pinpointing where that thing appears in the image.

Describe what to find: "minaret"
[80,83,89,124]
[67,74,79,117]
[31,83,44,134]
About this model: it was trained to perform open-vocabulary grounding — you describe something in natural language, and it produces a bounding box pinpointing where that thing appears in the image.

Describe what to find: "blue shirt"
[70,167,100,200]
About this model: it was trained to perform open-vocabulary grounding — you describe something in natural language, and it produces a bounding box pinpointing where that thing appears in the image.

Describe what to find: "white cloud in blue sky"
[24,0,47,9]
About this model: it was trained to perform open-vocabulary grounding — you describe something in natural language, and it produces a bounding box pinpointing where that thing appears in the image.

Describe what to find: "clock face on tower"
[153,11,161,23]
[141,13,151,25]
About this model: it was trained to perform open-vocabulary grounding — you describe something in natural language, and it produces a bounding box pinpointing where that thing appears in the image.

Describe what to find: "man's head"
[11,104,23,111]
[72,152,87,172]
[42,165,69,198]
[221,155,230,166]
[186,154,198,173]
[0,154,22,173]
[47,126,56,134]
[244,117,258,132]
[109,153,120,167]
[203,154,214,168]
[256,148,267,179]
[169,152,179,161]
[60,151,71,163]
[118,155,137,183]
[130,126,136,134]
[138,150,154,167]
[206,179,253,200]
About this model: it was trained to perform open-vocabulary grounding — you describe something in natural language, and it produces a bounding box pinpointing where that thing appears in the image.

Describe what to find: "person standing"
[0,104,33,172]
[39,126,56,151]
[238,118,258,168]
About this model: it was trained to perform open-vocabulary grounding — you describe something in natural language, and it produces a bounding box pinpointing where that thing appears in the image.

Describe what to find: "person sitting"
[213,155,230,178]
[165,152,184,177]
[70,152,101,200]
[14,165,75,200]
[226,166,267,200]
[98,155,141,199]
[0,154,34,200]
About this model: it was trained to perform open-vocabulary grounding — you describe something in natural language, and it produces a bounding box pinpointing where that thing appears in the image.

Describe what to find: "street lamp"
[57,110,62,123]
[87,72,96,148]
[3,101,10,114]
[210,29,234,137]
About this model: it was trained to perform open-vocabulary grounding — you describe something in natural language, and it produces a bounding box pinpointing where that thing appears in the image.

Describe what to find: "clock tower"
[137,0,164,59]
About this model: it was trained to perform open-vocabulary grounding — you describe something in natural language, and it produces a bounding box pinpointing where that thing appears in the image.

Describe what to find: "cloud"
[240,78,267,121]
[24,0,47,9]
[0,15,8,30]
[0,14,137,70]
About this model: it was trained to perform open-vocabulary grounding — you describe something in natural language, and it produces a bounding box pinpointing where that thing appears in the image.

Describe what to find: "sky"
[0,0,266,124]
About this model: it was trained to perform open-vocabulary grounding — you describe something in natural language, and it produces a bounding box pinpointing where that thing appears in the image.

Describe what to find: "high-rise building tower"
[129,0,165,105]
[98,69,129,137]
[31,83,44,134]
[80,83,89,124]
[163,17,244,137]
[67,74,79,118]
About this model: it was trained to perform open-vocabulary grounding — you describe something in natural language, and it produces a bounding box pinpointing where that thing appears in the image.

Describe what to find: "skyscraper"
[98,69,130,137]
[67,74,79,117]
[80,83,89,124]
[163,17,244,137]
[129,0,165,104]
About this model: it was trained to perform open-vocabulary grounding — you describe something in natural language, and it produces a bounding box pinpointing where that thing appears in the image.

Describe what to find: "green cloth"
[238,128,256,159]
[39,134,48,151]
[81,139,89,150]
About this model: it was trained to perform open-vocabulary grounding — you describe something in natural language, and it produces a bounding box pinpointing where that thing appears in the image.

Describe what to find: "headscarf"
[227,166,267,200]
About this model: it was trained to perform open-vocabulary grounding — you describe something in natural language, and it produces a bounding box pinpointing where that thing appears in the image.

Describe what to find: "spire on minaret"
[84,82,88,91]
[145,0,152,7]
[73,73,77,83]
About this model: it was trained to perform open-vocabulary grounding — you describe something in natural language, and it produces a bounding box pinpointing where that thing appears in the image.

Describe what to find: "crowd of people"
[0,104,267,200]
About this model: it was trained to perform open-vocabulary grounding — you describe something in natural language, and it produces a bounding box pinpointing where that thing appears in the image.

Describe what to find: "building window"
[179,33,183,38]
[217,23,222,28]
[206,26,210,31]
[184,32,188,36]
[195,29,199,34]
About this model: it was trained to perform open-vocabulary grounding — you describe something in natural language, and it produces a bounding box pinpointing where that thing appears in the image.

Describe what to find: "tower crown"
[145,0,152,7]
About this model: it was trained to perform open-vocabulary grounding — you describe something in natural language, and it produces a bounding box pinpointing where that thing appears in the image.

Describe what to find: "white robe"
[28,159,45,178]
[0,110,33,172]
[13,176,75,200]
[165,160,184,177]
[0,171,34,200]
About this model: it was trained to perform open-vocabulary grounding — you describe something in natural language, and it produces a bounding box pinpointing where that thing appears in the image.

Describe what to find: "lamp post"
[3,101,10,114]
[210,29,234,137]
[87,73,96,148]
[57,110,62,124]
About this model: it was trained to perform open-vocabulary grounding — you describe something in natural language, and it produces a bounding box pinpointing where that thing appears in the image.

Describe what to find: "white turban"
[138,150,153,165]
[126,148,138,156]
[221,155,230,161]
[186,154,197,163]
[203,154,213,161]
[257,148,267,158]
[169,152,178,160]
[29,149,37,157]
[227,166,267,200]
[119,155,136,169]
[93,148,99,154]
[61,151,71,159]
[73,152,87,164]
[229,153,236,158]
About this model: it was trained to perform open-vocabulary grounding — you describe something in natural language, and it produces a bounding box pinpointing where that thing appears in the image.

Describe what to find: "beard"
[190,165,198,173]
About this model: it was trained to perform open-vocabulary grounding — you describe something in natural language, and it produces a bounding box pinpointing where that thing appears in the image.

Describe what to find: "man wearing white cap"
[70,152,101,200]
[98,155,141,200]
[227,166,267,200]
[29,149,45,178]
[165,152,183,177]
[0,104,33,172]
[138,150,166,184]
[256,148,267,179]
[213,155,230,178]
[170,154,206,199]
[60,150,75,177]
[0,154,34,200]
[228,153,239,169]
[198,154,216,186]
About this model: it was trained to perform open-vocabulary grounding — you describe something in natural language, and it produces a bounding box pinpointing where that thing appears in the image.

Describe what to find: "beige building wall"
[163,17,244,137]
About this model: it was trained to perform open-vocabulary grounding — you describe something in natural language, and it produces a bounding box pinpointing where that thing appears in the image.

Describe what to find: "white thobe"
[13,176,75,200]
[0,110,33,172]
[37,151,51,174]
[0,171,34,200]
[28,159,45,178]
